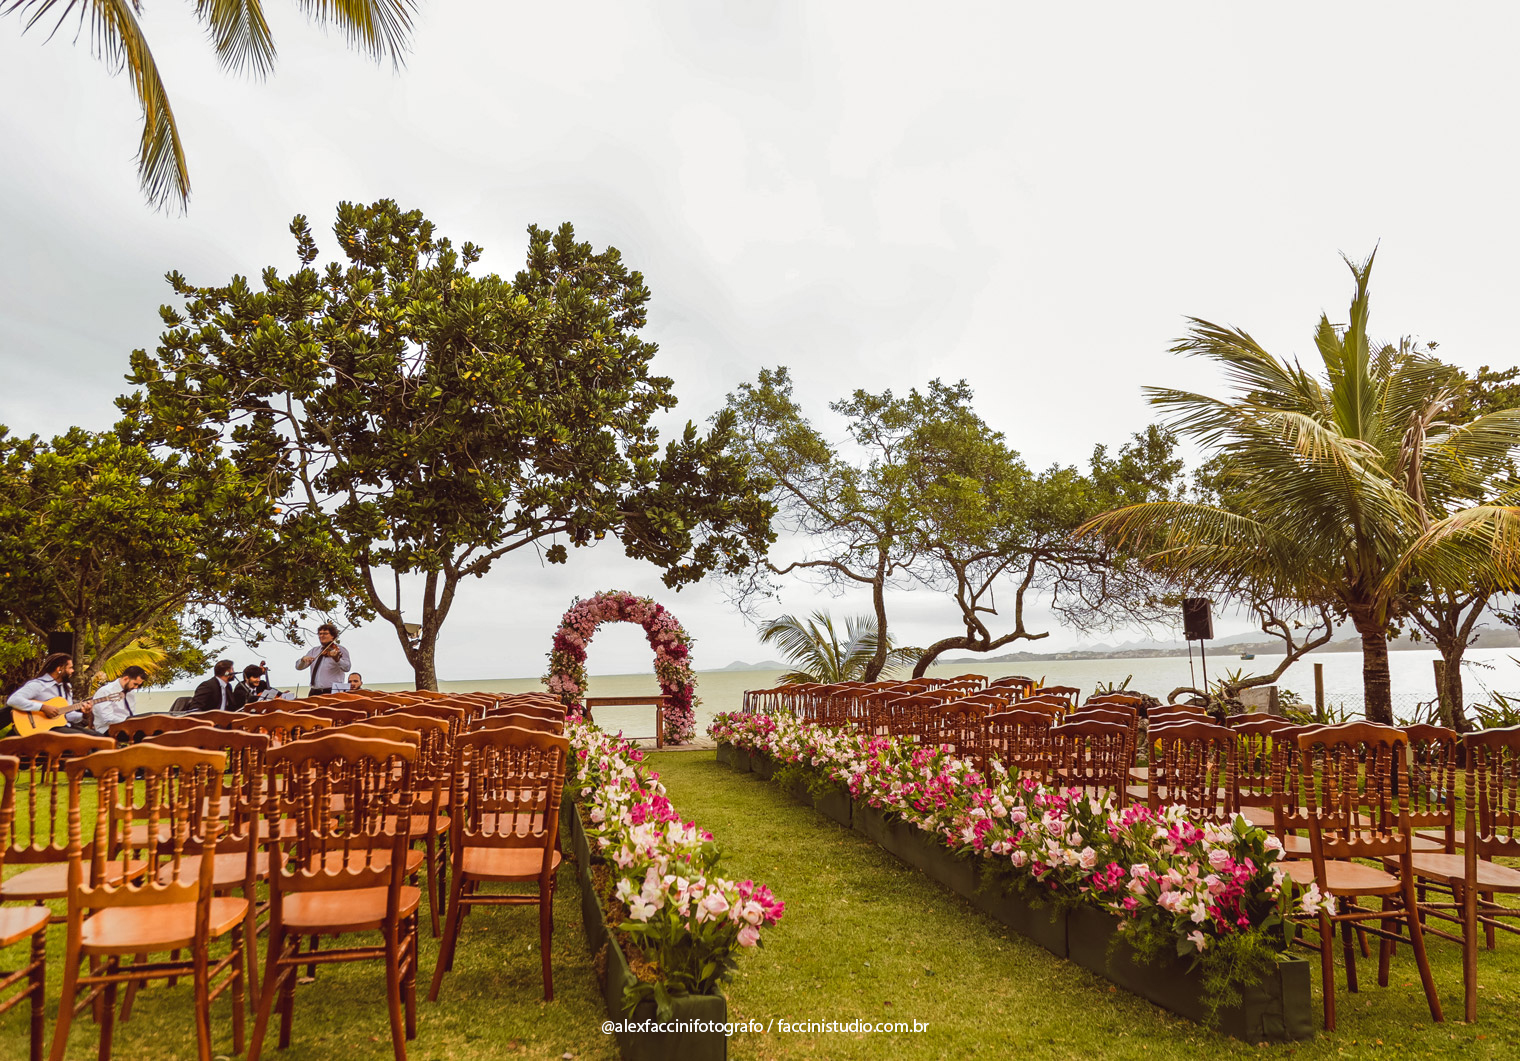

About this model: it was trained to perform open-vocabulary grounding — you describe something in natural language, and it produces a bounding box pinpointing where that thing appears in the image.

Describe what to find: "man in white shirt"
[7,652,75,721]
[65,666,148,734]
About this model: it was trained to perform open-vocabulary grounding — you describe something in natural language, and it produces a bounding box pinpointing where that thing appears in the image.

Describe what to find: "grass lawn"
[2,753,1518,1060]
[645,751,1520,1060]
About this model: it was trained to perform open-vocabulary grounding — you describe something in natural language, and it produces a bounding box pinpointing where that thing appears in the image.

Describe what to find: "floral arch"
[545,590,699,744]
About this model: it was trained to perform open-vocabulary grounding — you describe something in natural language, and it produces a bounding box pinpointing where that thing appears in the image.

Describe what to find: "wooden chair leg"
[403,915,418,1040]
[1462,882,1479,1022]
[1402,877,1445,1023]
[539,887,554,1002]
[278,944,295,1050]
[231,924,247,1055]
[1318,912,1336,1031]
[1483,891,1497,949]
[429,872,468,1000]
[243,886,261,1008]
[27,932,45,1061]
[192,949,213,1061]
[49,951,82,1061]
[383,925,407,1061]
[424,838,441,938]
[1341,919,1359,993]
[97,961,119,1061]
[248,927,285,1061]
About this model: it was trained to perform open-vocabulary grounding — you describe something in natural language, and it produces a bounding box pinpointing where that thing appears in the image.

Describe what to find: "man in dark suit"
[186,659,236,712]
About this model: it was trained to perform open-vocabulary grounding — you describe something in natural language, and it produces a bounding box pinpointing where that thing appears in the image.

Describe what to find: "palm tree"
[5,0,415,210]
[1081,252,1520,723]
[759,611,921,686]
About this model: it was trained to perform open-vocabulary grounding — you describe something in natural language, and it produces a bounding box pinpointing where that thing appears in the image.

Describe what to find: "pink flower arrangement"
[709,710,1333,960]
[546,591,700,743]
[567,719,782,1011]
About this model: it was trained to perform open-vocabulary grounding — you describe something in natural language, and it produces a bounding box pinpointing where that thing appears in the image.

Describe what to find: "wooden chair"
[1034,685,1081,709]
[0,755,49,1061]
[178,710,250,729]
[143,727,274,1000]
[249,735,421,1061]
[473,714,564,736]
[1146,702,1208,723]
[922,700,988,759]
[107,714,213,746]
[1232,719,1304,829]
[1283,723,1443,1030]
[380,703,466,744]
[51,744,248,1061]
[1051,719,1130,805]
[1403,724,1461,853]
[428,728,567,1002]
[1401,726,1520,1021]
[979,709,1057,782]
[0,732,119,911]
[987,675,1036,697]
[1143,720,1237,821]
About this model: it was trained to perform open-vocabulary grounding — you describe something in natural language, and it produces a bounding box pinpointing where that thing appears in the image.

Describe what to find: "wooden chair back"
[179,709,250,729]
[294,705,367,724]
[364,712,452,786]
[1146,703,1208,724]
[1402,723,1460,847]
[981,709,1057,781]
[1146,720,1237,820]
[0,755,18,874]
[1051,718,1130,805]
[143,727,273,833]
[1035,685,1081,708]
[987,676,1036,697]
[1228,714,1297,733]
[107,713,213,745]
[1462,726,1520,862]
[0,732,115,871]
[473,714,564,736]
[1088,692,1146,708]
[62,744,226,910]
[264,735,418,895]
[1069,704,1137,727]
[449,729,568,857]
[922,700,986,757]
[1296,722,1412,861]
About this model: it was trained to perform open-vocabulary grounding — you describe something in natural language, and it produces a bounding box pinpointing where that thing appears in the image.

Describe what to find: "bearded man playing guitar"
[6,653,136,736]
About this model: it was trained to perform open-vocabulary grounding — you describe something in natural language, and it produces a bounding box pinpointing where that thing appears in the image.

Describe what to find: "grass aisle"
[647,751,1519,1061]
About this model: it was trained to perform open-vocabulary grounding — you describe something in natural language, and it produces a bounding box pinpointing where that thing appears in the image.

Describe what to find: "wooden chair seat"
[1238,804,1274,828]
[1127,766,1148,783]
[1283,858,1402,896]
[280,885,422,934]
[1417,828,1467,848]
[2,858,147,900]
[1407,853,1520,890]
[159,850,282,888]
[128,822,174,846]
[79,896,248,955]
[1408,834,1446,854]
[460,847,562,882]
[0,904,49,948]
[1124,784,1148,802]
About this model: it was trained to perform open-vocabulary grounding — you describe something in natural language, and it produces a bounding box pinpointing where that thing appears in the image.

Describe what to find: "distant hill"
[711,660,787,672]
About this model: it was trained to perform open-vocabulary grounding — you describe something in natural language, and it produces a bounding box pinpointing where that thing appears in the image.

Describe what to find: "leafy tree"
[123,200,775,689]
[1082,253,1520,724]
[758,612,919,685]
[4,0,415,210]
[0,426,329,689]
[726,370,1185,679]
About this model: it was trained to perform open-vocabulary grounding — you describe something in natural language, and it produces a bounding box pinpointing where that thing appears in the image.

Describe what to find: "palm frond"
[295,0,414,67]
[195,0,277,76]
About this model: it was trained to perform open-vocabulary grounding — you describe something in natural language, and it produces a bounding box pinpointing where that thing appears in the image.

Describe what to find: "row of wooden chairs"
[0,690,569,1061]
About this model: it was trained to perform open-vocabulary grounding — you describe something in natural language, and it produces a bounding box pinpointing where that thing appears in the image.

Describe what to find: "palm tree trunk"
[1351,610,1395,724]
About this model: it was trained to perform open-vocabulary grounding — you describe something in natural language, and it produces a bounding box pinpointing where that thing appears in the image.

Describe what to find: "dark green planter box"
[878,818,979,898]
[732,748,753,773]
[1065,905,1314,1042]
[752,751,776,781]
[572,812,608,957]
[968,877,1069,958]
[852,801,892,849]
[811,784,853,828]
[603,926,729,1060]
[715,742,736,767]
[781,771,812,805]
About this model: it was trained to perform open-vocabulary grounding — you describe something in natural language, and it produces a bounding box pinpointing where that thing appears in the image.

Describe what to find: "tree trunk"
[861,566,890,682]
[1351,609,1394,724]
[411,636,439,691]
[1436,644,1472,732]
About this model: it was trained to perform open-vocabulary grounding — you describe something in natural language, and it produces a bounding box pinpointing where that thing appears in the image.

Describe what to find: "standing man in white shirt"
[295,623,351,696]
[65,666,148,734]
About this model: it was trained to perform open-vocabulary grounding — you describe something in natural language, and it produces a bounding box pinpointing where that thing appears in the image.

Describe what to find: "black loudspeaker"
[1182,598,1214,641]
[46,631,75,656]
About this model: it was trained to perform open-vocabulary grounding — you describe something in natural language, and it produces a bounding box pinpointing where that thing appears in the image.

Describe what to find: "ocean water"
[135,646,1520,737]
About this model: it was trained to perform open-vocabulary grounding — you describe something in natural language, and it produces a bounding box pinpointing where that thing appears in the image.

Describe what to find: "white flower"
[1187,930,1208,951]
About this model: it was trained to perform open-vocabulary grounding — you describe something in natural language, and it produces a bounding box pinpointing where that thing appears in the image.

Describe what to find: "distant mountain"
[711,660,787,672]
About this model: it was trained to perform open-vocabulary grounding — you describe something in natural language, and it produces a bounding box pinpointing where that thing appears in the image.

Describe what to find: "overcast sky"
[5,2,1520,684]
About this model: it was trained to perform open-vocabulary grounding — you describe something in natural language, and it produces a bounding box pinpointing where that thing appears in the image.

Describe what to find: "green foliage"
[1083,252,1520,723]
[759,611,919,684]
[0,425,329,684]
[727,368,1182,679]
[123,201,773,688]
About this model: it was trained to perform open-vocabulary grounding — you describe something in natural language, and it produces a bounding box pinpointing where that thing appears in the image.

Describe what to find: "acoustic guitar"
[12,690,127,738]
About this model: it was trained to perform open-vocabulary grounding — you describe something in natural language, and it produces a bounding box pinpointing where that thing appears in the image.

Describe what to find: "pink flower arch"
[545,590,699,744]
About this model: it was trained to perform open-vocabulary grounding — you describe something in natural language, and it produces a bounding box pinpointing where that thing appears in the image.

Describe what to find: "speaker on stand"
[1182,598,1213,696]
[46,631,75,657]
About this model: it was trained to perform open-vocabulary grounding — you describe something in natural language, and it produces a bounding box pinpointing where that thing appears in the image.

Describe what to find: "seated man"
[347,672,368,693]
[186,659,236,712]
[65,666,148,734]
[7,652,77,726]
[230,664,281,712]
